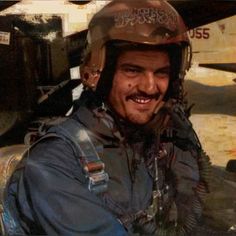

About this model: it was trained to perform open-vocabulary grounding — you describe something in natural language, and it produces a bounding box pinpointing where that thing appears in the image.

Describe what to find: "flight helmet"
[80,0,192,101]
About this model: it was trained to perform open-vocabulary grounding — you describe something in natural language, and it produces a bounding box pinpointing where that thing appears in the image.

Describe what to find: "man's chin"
[126,113,152,126]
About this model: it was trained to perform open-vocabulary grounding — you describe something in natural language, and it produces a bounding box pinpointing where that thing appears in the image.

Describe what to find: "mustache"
[126,92,161,101]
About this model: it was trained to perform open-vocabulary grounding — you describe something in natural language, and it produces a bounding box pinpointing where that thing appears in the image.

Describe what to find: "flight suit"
[4,96,202,236]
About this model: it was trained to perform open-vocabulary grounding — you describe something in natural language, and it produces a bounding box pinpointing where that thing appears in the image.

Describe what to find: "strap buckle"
[83,159,109,194]
[88,171,109,194]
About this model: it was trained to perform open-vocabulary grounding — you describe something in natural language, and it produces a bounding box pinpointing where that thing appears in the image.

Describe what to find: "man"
[3,0,211,235]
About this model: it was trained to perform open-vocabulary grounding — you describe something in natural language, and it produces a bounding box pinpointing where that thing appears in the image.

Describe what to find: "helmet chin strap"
[153,101,165,115]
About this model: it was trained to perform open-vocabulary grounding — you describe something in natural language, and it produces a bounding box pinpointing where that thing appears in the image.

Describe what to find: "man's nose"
[138,72,157,94]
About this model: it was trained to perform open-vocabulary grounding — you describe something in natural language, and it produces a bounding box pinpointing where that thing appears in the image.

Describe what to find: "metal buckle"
[88,171,109,194]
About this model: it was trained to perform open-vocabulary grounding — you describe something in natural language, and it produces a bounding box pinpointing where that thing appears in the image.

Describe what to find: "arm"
[17,138,127,236]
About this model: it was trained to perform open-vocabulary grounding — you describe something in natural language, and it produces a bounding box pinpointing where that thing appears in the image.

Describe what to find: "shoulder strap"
[47,118,109,194]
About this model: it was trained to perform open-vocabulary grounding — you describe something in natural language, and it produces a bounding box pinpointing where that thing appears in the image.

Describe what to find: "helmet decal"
[114,8,178,31]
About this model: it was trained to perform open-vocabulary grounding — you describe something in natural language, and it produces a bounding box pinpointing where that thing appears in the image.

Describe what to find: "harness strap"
[48,118,109,194]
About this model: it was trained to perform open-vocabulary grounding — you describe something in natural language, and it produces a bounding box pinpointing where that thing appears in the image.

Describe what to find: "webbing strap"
[48,119,109,194]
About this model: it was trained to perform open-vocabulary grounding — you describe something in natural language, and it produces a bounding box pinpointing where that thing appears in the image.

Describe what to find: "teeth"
[133,98,151,104]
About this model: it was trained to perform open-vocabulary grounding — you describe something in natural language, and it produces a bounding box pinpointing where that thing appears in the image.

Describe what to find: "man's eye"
[155,72,169,78]
[122,67,140,77]
[155,69,170,78]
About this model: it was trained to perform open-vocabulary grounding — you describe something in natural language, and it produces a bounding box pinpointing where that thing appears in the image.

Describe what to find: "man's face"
[108,49,170,125]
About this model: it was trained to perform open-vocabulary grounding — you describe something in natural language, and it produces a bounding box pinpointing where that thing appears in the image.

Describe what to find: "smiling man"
[3,1,211,236]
